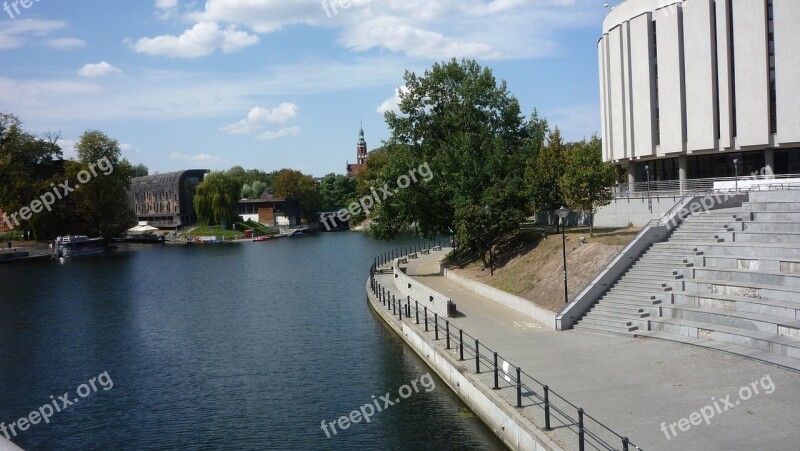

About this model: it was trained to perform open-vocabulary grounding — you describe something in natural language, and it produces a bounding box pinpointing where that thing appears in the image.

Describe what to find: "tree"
[526,127,568,232]
[370,59,537,273]
[355,146,390,196]
[130,163,149,178]
[69,130,137,240]
[272,169,321,222]
[319,173,358,212]
[559,136,616,237]
[193,172,240,226]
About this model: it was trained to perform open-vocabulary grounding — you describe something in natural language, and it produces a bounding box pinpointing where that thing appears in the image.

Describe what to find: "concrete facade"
[599,0,800,179]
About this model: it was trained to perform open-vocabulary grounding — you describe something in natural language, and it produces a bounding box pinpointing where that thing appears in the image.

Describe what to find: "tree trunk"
[589,211,594,237]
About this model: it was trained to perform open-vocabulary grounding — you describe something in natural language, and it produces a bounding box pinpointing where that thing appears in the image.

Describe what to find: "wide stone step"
[592,304,649,316]
[573,322,637,336]
[742,201,800,212]
[699,255,800,273]
[635,330,800,371]
[646,318,800,360]
[694,242,800,259]
[659,304,800,336]
[670,290,800,320]
[733,221,800,233]
[576,317,637,332]
[741,211,800,222]
[599,294,662,305]
[586,309,648,321]
[682,278,800,303]
[692,267,800,289]
[731,231,800,244]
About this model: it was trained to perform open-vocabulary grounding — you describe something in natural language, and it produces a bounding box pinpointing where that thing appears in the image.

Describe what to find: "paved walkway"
[376,250,800,451]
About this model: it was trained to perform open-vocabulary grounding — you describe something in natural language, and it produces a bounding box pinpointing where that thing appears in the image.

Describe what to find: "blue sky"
[0,0,609,176]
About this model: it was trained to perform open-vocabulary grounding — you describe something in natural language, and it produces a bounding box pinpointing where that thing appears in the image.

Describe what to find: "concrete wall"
[683,0,717,152]
[367,282,562,451]
[774,0,800,145]
[654,3,686,155]
[732,0,770,149]
[593,195,685,228]
[393,261,450,319]
[442,268,557,329]
[630,13,657,159]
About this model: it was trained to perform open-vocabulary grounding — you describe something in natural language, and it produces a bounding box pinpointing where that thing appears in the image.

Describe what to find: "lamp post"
[645,164,652,213]
[733,158,739,192]
[556,206,570,305]
[484,205,494,276]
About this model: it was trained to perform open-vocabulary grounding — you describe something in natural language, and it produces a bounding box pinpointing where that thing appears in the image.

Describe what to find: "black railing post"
[446,321,451,349]
[493,352,498,389]
[415,301,419,324]
[516,367,522,407]
[544,385,551,430]
[578,408,585,451]
[399,295,403,320]
[459,329,464,360]
[475,339,480,373]
[392,295,396,315]
[424,307,428,332]
[622,437,629,451]
[434,313,439,340]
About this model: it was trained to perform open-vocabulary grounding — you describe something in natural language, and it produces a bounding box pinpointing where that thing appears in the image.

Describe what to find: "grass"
[445,225,640,312]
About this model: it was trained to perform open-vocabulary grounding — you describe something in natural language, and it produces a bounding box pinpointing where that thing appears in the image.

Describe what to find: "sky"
[0,0,611,177]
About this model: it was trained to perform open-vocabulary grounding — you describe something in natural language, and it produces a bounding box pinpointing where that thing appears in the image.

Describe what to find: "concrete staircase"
[575,190,800,369]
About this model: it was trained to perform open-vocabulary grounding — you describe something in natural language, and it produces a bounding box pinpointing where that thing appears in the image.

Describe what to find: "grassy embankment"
[176,221,278,240]
[445,225,640,313]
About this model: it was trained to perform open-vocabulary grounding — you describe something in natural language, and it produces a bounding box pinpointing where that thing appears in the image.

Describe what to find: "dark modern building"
[129,170,209,229]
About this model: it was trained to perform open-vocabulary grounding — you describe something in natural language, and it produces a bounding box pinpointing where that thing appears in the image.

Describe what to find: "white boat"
[53,235,106,258]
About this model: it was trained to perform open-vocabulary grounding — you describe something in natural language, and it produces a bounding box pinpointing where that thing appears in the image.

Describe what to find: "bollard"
[493,352,498,389]
[622,437,629,451]
[434,313,439,340]
[424,307,428,332]
[578,408,585,451]
[459,329,464,361]
[475,339,480,373]
[392,295,396,315]
[516,367,522,407]
[415,301,419,324]
[446,321,450,349]
[544,386,551,430]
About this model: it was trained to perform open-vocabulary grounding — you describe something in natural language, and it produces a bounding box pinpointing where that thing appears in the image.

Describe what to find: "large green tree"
[370,59,538,272]
[272,169,321,222]
[319,173,358,212]
[193,172,240,226]
[526,127,568,231]
[69,130,137,240]
[559,136,616,237]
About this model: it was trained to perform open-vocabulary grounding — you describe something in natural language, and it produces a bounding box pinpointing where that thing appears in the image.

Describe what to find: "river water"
[0,233,504,450]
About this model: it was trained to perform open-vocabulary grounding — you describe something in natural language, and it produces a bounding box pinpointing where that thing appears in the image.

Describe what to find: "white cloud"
[256,126,302,141]
[129,22,259,58]
[376,85,409,115]
[169,152,224,163]
[58,139,78,160]
[79,62,123,78]
[220,103,299,134]
[156,0,178,9]
[44,38,86,49]
[0,19,66,49]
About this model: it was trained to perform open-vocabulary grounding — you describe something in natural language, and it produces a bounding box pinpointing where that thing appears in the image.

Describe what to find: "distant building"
[129,170,209,229]
[346,127,369,177]
[238,191,302,228]
[0,209,10,233]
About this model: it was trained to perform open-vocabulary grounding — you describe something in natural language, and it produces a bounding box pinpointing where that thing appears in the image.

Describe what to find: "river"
[0,232,504,450]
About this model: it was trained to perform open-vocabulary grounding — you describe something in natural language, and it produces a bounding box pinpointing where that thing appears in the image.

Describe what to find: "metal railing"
[612,173,800,199]
[369,245,644,451]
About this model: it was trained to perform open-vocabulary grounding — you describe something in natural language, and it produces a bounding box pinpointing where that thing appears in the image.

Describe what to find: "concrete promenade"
[376,250,800,451]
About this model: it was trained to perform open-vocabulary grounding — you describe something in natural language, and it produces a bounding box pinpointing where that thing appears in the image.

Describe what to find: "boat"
[53,235,106,258]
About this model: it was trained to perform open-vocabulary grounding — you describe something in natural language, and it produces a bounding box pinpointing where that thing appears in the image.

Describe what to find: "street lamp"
[484,205,494,275]
[733,158,740,192]
[645,164,652,213]
[556,206,570,305]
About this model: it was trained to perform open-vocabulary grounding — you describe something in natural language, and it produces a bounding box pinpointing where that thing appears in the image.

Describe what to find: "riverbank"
[369,247,800,450]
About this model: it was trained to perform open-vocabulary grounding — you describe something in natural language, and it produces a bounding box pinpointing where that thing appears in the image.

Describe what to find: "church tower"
[357,126,367,165]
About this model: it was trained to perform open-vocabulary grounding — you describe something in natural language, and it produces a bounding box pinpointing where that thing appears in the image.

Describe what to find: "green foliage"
[272,169,322,222]
[69,130,138,240]
[369,59,537,271]
[193,172,240,226]
[526,127,567,215]
[130,163,149,178]
[319,173,358,212]
[559,136,616,236]
[355,146,390,196]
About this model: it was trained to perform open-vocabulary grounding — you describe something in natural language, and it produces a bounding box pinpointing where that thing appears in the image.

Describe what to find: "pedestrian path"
[376,250,800,451]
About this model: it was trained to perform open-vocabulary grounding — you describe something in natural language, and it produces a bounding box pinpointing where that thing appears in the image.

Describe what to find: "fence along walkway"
[369,244,644,451]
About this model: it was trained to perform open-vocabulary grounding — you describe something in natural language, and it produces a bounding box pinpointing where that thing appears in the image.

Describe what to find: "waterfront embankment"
[368,247,800,450]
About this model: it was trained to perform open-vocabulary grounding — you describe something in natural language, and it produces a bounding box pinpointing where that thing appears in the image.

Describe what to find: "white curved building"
[599,0,800,185]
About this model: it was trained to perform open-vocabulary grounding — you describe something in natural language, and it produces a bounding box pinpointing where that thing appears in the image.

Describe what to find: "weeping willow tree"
[193,172,240,225]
